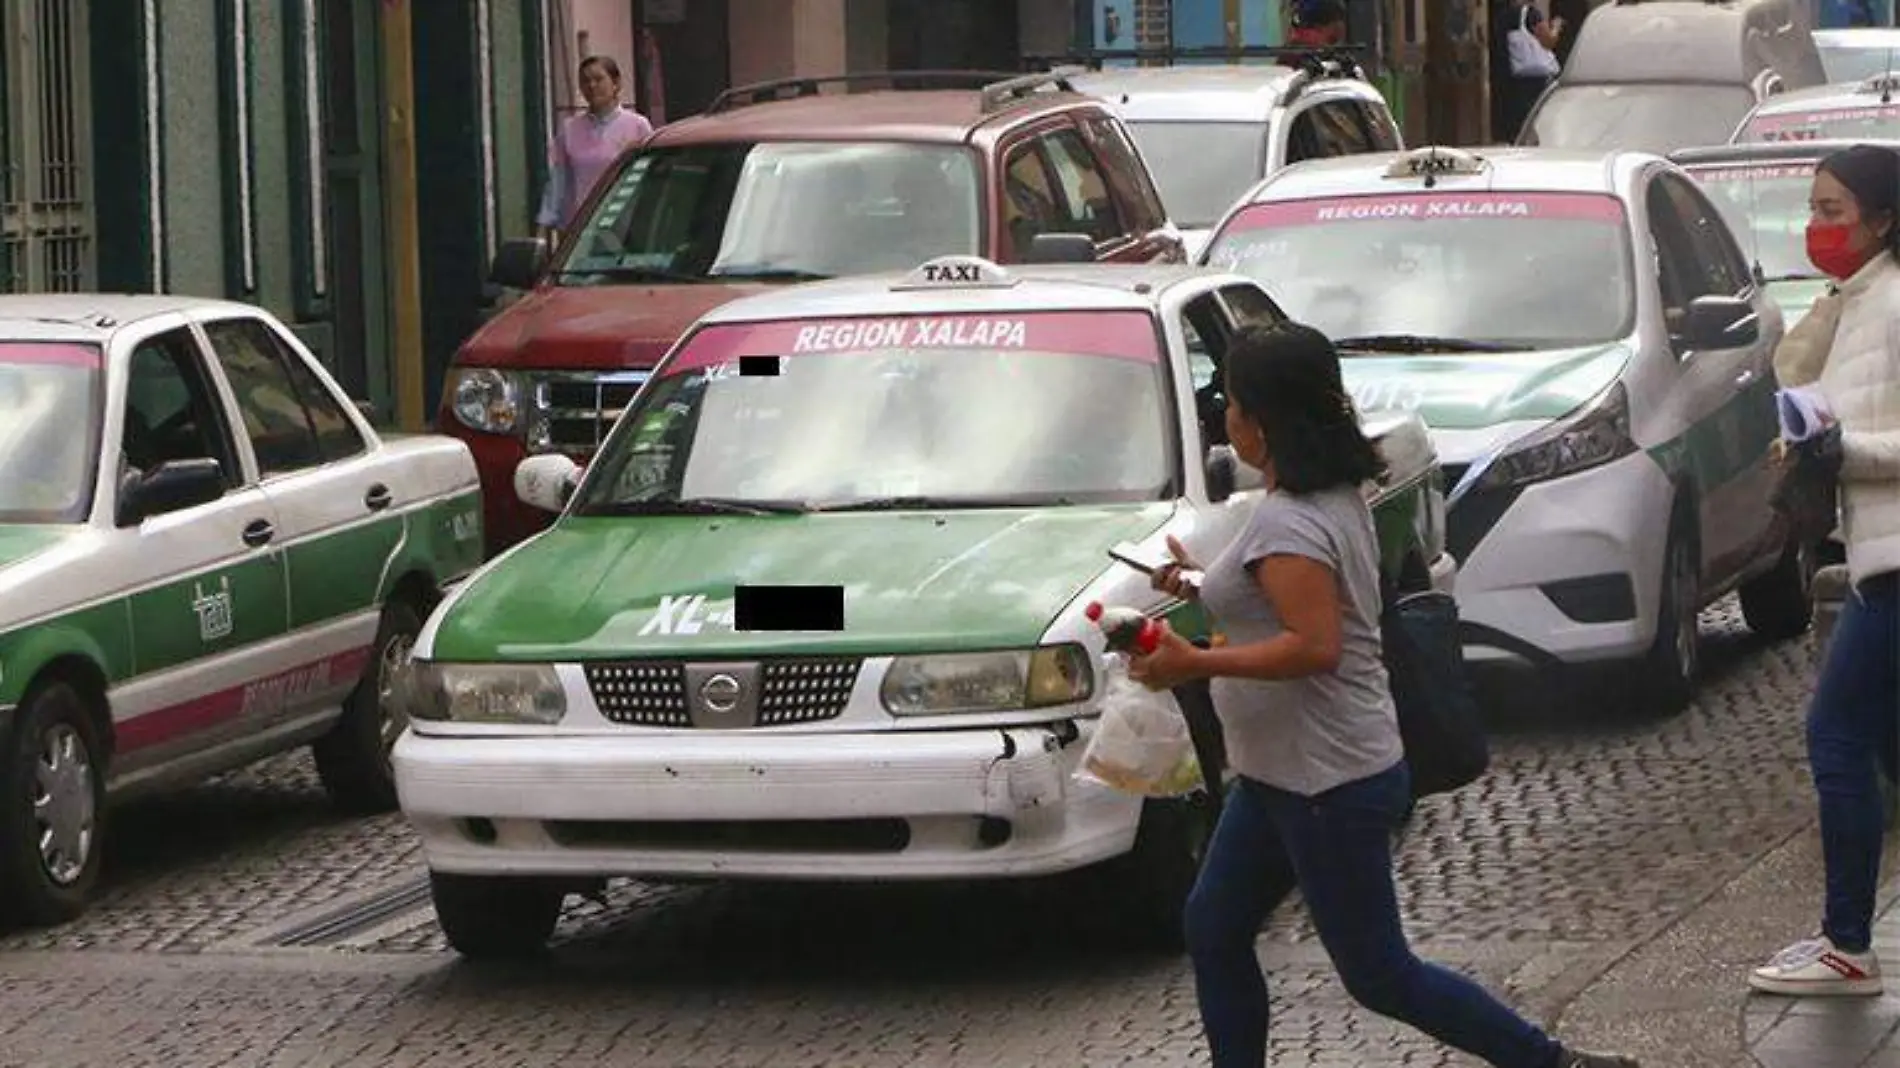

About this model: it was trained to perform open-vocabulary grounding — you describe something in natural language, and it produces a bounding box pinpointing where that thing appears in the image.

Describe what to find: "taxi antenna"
[1422,146,1440,189]
[1745,162,1766,285]
[1885,48,1896,103]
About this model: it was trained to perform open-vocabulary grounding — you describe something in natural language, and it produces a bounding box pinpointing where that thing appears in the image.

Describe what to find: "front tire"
[0,681,107,927]
[430,871,565,959]
[1641,514,1701,715]
[1740,537,1816,641]
[315,597,425,815]
[1113,789,1223,952]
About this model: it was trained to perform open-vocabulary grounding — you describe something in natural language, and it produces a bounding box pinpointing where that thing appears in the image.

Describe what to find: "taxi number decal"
[639,594,738,637]
[1350,381,1427,413]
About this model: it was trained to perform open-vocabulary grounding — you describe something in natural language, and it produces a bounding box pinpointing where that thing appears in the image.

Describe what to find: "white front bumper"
[1453,451,1673,666]
[393,723,1143,880]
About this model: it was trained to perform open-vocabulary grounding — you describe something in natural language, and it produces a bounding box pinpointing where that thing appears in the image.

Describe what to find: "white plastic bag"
[1075,653,1202,798]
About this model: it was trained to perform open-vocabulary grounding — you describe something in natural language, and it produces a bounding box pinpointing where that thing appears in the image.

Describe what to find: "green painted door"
[318,0,391,409]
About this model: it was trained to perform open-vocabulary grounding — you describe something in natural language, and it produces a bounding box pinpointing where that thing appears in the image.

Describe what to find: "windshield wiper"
[555,265,707,284]
[584,496,808,517]
[1760,271,1826,284]
[1333,334,1511,354]
[808,495,1067,513]
[706,268,835,283]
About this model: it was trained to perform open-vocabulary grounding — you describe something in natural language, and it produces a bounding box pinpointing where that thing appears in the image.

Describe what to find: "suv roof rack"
[1022,44,1367,76]
[704,69,1080,116]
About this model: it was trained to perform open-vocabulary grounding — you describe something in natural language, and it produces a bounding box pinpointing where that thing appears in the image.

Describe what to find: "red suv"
[441,68,1185,555]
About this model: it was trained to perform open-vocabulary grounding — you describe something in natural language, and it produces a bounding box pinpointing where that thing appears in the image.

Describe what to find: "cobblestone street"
[0,601,1827,1067]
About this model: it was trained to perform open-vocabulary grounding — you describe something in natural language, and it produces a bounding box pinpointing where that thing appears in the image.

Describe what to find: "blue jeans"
[1185,762,1563,1068]
[1810,571,1900,954]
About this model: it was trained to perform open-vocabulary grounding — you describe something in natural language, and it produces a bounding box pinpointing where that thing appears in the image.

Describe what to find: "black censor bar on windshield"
[735,585,846,632]
[739,355,781,376]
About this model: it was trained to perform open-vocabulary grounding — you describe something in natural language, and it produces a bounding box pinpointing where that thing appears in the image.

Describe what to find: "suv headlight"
[881,645,1093,716]
[447,368,524,435]
[1471,382,1636,493]
[402,661,567,724]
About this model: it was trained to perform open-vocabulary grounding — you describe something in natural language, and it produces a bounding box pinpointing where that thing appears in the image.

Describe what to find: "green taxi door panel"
[110,329,290,773]
[1644,172,1782,581]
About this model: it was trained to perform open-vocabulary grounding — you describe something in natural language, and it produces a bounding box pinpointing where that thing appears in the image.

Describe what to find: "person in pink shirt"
[535,55,653,240]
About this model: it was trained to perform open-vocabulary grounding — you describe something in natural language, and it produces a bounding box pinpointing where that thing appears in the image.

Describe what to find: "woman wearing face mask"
[535,56,654,243]
[1749,143,1900,998]
[1130,321,1639,1068]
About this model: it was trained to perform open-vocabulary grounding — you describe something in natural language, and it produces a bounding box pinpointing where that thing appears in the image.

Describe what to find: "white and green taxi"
[391,255,1455,958]
[1201,145,1809,711]
[0,295,482,926]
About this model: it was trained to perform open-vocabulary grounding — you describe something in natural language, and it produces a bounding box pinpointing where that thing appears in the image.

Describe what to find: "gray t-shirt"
[1198,484,1403,796]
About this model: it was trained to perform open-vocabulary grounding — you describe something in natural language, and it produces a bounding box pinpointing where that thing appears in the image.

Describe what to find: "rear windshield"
[1123,121,1265,230]
[1818,45,1900,85]
[553,142,984,285]
[1523,84,1755,154]
[1737,102,1900,144]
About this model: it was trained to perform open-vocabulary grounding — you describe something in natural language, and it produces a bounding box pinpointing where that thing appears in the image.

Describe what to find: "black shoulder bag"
[1379,563,1490,799]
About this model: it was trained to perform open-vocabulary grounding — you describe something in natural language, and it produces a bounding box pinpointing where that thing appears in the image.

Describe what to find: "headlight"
[447,368,524,435]
[881,645,1093,716]
[1472,382,1636,493]
[402,661,567,724]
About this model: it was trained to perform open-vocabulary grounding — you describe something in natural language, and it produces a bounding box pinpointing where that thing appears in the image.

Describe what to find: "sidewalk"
[1747,888,1900,1068]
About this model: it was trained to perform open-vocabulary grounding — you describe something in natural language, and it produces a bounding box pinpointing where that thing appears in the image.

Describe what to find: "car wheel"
[0,681,106,927]
[1641,514,1701,715]
[1114,790,1219,952]
[429,870,565,959]
[314,596,425,815]
[1739,536,1817,642]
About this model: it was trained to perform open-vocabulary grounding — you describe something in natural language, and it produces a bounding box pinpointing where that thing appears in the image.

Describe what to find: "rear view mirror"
[514,454,583,513]
[117,458,225,526]
[1023,233,1095,264]
[1679,294,1760,350]
[490,237,551,290]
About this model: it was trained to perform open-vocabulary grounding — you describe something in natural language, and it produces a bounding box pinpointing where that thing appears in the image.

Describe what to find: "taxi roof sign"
[1383,146,1489,184]
[892,255,1020,291]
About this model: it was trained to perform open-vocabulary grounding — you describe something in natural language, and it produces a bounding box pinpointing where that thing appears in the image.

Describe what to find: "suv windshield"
[572,310,1174,513]
[1205,192,1634,349]
[555,141,984,284]
[1818,46,1900,85]
[1684,160,1821,282]
[1738,101,1900,144]
[1123,121,1263,229]
[0,342,103,524]
[1524,84,1756,154]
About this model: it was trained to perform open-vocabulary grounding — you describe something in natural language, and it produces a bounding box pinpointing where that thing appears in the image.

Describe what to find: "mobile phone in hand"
[1108,541,1171,575]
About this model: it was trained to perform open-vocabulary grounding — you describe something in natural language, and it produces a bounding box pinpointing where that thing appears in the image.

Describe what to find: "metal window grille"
[0,0,94,294]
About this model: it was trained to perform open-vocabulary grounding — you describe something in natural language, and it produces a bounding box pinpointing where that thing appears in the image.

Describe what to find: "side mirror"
[1679,294,1760,351]
[514,453,582,513]
[117,458,226,527]
[490,237,551,290]
[1023,233,1096,264]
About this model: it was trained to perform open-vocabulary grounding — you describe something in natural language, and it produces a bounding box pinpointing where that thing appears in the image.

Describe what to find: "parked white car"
[0,295,483,926]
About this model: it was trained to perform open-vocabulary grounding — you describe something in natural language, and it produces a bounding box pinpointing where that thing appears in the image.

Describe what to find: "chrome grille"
[583,658,862,727]
[529,370,651,453]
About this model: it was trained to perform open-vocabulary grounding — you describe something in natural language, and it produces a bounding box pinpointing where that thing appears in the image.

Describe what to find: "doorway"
[319,0,389,406]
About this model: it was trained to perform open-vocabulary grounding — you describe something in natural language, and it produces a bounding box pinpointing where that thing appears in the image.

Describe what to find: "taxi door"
[1642,170,1782,583]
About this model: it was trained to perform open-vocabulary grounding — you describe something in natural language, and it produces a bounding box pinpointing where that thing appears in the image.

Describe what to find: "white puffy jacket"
[1776,254,1900,586]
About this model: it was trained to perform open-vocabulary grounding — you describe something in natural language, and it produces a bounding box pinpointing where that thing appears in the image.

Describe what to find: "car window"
[1357,102,1402,151]
[1040,126,1127,243]
[0,342,103,523]
[1309,100,1373,156]
[1654,173,1751,297]
[1285,109,1326,164]
[1644,178,1710,318]
[1122,120,1267,231]
[1084,115,1168,232]
[205,318,361,476]
[1002,140,1064,257]
[1526,84,1757,153]
[123,329,241,487]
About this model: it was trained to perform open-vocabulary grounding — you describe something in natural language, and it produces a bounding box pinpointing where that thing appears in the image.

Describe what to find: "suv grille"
[583,658,863,728]
[530,371,651,453]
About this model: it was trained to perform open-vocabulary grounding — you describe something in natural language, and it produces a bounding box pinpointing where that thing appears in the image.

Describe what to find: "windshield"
[1738,101,1900,144]
[0,342,103,524]
[1124,121,1264,229]
[554,141,983,284]
[1524,84,1756,153]
[572,311,1175,513]
[1819,44,1900,84]
[1204,192,1634,349]
[1683,161,1820,282]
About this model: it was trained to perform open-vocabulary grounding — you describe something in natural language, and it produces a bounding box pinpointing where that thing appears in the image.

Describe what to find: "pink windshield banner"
[1688,163,1816,183]
[1751,106,1900,128]
[1223,193,1627,231]
[663,311,1161,375]
[0,342,103,368]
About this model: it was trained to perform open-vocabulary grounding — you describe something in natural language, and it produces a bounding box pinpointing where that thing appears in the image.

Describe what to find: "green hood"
[432,504,1176,660]
[0,525,73,574]
[1767,278,1829,328]
[1339,343,1633,430]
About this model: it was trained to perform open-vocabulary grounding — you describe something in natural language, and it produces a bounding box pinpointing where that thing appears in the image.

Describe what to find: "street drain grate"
[254,877,435,949]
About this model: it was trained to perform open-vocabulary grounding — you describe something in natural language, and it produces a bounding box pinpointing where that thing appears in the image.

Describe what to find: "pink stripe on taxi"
[0,342,103,368]
[663,310,1162,376]
[1751,105,1900,127]
[1223,193,1628,232]
[118,647,374,753]
[1687,163,1816,183]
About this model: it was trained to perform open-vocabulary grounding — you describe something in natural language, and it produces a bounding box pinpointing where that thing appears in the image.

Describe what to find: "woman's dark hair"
[1224,320,1387,495]
[580,55,622,82]
[1817,143,1900,260]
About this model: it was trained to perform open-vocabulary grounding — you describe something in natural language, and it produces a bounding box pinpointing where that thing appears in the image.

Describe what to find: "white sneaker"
[1749,936,1884,996]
